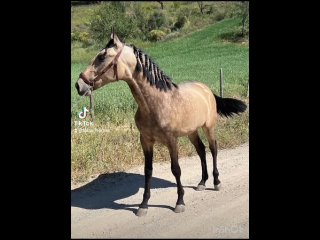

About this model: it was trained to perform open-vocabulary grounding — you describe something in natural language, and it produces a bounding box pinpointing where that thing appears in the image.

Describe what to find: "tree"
[90,3,138,43]
[197,2,205,14]
[157,1,164,10]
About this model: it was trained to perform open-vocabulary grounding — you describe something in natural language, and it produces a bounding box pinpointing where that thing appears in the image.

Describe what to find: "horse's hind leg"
[136,134,154,217]
[188,131,208,191]
[167,137,185,213]
[203,127,221,190]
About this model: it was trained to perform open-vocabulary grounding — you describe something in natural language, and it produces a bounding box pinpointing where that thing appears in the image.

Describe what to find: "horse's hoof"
[214,183,221,191]
[136,207,148,217]
[196,184,206,191]
[174,204,185,213]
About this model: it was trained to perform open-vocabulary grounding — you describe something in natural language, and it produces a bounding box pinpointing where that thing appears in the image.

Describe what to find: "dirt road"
[71,143,249,238]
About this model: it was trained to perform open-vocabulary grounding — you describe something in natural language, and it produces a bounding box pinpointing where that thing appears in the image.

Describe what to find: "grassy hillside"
[71,2,248,61]
[71,18,249,183]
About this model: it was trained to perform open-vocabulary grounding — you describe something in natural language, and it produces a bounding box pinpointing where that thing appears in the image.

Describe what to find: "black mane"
[132,45,178,91]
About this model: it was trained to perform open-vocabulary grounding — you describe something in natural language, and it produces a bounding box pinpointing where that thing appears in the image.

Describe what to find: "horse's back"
[178,81,213,94]
[177,81,216,109]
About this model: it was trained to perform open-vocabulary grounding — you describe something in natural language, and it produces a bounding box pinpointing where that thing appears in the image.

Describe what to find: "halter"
[79,45,124,87]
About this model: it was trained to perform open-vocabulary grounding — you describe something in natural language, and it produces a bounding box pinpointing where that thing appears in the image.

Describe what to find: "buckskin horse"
[75,30,247,216]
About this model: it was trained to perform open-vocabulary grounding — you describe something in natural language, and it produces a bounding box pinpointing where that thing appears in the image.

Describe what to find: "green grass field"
[71,18,249,183]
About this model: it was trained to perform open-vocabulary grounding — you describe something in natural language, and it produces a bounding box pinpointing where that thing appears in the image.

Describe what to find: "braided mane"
[132,45,178,91]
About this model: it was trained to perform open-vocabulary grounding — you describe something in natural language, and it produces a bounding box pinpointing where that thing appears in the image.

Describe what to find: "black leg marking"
[188,132,208,190]
[136,135,154,216]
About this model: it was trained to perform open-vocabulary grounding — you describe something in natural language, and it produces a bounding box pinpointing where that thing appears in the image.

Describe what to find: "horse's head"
[75,30,137,96]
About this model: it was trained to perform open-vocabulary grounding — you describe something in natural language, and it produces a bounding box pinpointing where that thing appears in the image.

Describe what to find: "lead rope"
[89,86,95,121]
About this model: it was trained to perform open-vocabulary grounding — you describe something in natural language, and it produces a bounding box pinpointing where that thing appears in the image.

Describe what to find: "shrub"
[162,31,182,41]
[147,12,167,31]
[219,26,248,43]
[165,16,174,29]
[174,15,188,29]
[148,29,166,41]
[214,11,226,22]
[205,3,227,21]
[78,32,90,43]
[158,26,171,34]
[71,31,91,45]
[177,7,193,19]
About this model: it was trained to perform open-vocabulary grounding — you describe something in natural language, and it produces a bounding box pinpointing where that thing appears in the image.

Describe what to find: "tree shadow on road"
[71,172,177,214]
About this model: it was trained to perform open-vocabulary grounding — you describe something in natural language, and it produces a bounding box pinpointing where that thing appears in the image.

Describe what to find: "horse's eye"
[97,53,106,62]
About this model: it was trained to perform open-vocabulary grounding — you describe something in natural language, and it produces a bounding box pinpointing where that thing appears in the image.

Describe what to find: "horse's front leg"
[136,134,154,217]
[167,137,185,213]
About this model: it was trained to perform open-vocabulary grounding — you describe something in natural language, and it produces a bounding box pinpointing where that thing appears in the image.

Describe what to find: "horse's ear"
[110,27,115,39]
[110,27,122,46]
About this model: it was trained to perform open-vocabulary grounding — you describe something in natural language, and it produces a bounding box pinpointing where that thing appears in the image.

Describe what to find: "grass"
[71,18,249,183]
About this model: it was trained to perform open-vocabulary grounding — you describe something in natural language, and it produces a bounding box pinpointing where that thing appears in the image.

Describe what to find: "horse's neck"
[126,78,152,115]
[125,76,175,117]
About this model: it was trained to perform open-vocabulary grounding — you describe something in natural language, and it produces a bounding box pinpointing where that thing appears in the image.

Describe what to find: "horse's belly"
[172,118,206,136]
[158,112,206,137]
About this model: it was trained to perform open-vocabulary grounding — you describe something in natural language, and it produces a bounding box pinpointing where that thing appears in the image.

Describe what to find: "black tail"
[214,94,247,118]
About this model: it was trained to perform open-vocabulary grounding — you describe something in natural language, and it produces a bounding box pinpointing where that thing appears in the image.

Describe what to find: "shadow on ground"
[71,172,177,214]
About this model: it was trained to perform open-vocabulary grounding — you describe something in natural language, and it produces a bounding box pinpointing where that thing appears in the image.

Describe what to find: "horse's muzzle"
[76,78,92,96]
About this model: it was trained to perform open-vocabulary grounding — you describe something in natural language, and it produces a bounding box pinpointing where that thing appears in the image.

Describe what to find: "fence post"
[220,68,224,97]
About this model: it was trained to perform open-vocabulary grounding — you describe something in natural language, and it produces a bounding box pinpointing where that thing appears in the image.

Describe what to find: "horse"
[75,30,247,216]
